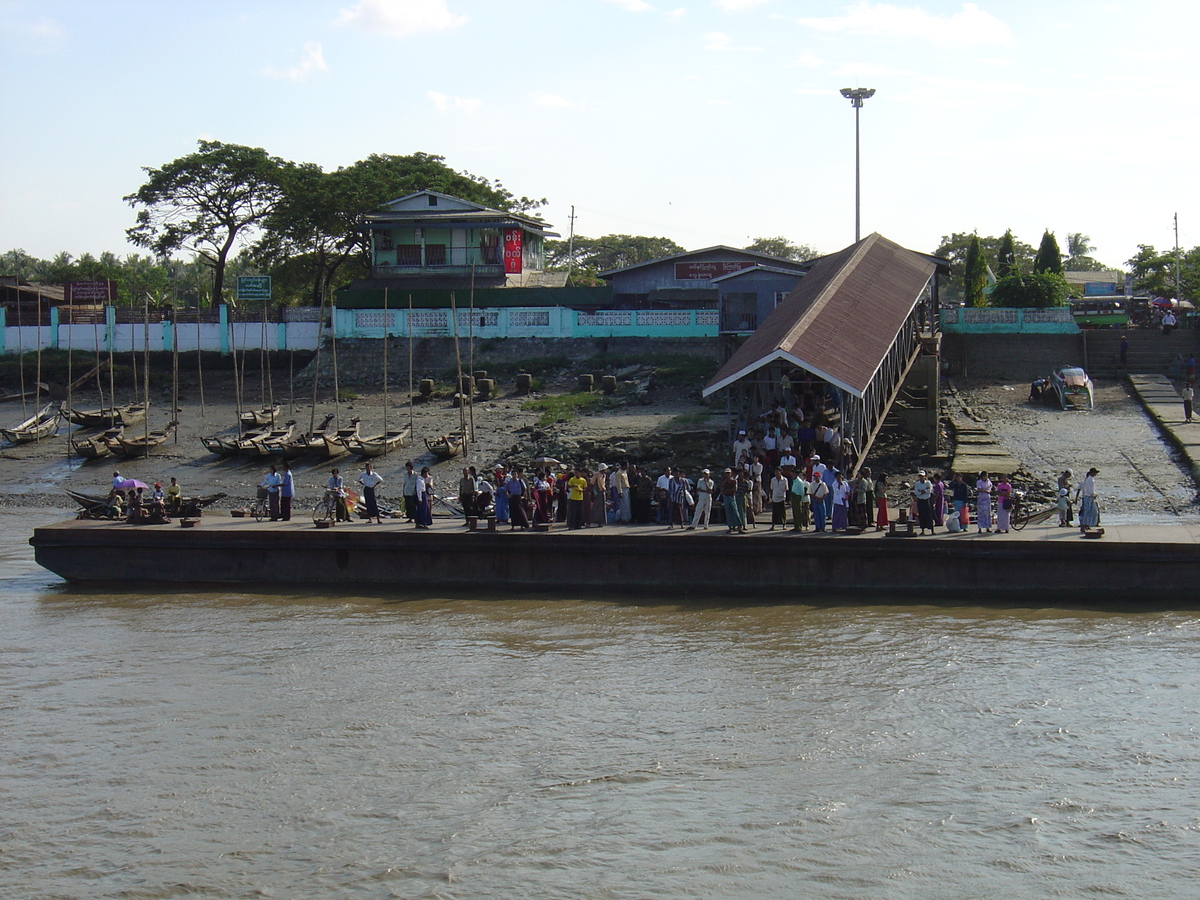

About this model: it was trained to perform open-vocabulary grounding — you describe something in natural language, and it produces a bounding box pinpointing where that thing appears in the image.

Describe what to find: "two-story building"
[355,190,561,291]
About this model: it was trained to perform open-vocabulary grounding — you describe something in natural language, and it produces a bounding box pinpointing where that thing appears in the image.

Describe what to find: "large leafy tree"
[125,140,293,306]
[546,234,686,274]
[256,152,544,304]
[989,271,1068,308]
[1126,244,1176,297]
[743,236,820,262]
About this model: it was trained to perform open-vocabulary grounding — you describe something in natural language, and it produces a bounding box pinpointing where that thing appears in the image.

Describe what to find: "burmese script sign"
[65,281,116,304]
[503,228,523,274]
[674,261,756,280]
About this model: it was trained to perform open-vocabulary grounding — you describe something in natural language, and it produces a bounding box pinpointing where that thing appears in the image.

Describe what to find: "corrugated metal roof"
[703,234,939,399]
[598,246,814,279]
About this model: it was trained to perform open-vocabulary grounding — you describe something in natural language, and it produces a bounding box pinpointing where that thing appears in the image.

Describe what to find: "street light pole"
[840,87,875,243]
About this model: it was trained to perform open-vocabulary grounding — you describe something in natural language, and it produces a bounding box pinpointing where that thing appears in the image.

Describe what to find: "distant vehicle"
[1049,365,1094,410]
[1070,296,1128,329]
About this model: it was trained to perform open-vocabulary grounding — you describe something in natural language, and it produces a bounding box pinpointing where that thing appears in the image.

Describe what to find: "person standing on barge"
[1077,467,1101,532]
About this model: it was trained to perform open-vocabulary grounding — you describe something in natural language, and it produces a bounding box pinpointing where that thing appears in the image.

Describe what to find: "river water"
[4,511,1199,898]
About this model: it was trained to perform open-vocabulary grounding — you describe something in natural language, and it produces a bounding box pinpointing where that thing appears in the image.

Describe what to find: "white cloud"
[263,42,328,81]
[338,0,468,39]
[602,0,654,11]
[703,31,761,51]
[666,7,687,22]
[427,90,481,115]
[0,11,63,52]
[713,0,769,10]
[532,92,579,109]
[797,2,1012,46]
[788,52,824,69]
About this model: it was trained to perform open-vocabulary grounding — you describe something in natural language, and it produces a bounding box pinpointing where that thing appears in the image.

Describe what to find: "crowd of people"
[103,470,182,524]
[101,410,1104,535]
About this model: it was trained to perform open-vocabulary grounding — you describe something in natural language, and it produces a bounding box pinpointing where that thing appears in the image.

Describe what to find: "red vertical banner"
[503,228,523,274]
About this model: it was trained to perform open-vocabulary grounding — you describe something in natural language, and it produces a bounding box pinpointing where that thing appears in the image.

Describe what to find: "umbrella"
[114,478,148,491]
[532,457,561,467]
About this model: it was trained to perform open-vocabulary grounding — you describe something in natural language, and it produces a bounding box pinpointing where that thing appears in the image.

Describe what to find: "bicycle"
[252,486,270,522]
[1009,491,1058,531]
[313,489,341,525]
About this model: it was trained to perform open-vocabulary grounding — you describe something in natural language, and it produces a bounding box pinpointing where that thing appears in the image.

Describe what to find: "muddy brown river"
[3,509,1200,898]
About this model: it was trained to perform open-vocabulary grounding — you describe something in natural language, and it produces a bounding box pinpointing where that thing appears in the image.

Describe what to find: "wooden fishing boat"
[62,402,148,429]
[70,428,123,460]
[313,417,361,460]
[264,413,336,459]
[236,420,296,457]
[1,403,61,444]
[240,405,281,428]
[66,488,227,519]
[200,434,240,457]
[424,430,465,460]
[346,426,411,458]
[113,421,177,458]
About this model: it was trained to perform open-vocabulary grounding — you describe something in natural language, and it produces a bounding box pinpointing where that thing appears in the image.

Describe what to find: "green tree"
[933,231,1035,304]
[996,230,1018,279]
[743,236,820,262]
[1063,231,1108,271]
[989,271,1068,308]
[1126,244,1175,297]
[546,234,686,274]
[125,140,293,307]
[1034,229,1064,275]
[257,152,543,304]
[963,235,988,307]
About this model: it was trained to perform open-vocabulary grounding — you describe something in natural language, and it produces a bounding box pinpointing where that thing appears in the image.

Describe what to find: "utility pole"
[567,205,577,283]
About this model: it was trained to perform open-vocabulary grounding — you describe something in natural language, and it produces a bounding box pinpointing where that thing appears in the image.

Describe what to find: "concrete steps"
[1082,329,1199,379]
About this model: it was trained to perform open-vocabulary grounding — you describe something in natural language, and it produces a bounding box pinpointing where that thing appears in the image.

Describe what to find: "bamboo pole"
[450,291,467,459]
[408,294,414,438]
[382,288,389,456]
[468,265,475,442]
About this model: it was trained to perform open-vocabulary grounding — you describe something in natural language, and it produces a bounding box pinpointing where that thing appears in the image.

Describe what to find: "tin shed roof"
[703,234,942,399]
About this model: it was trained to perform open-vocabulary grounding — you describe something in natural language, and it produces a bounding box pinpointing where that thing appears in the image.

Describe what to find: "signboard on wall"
[237,276,272,301]
[503,228,523,274]
[65,280,116,304]
[674,261,756,281]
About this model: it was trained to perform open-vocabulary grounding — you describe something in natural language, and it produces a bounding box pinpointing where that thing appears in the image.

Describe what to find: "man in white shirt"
[359,462,385,524]
[689,468,715,530]
[732,430,751,465]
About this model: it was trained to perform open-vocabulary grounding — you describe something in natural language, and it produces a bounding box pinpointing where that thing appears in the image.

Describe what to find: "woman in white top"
[1077,467,1100,531]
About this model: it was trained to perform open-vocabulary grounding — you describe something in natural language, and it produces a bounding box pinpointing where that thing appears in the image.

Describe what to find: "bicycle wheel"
[313,500,333,524]
[254,500,265,522]
[1010,507,1029,531]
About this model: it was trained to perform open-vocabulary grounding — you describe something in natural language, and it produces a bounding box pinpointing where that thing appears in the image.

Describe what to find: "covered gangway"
[703,233,946,470]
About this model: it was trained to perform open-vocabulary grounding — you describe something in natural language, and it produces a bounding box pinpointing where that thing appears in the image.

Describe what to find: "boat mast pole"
[34,289,42,439]
[450,291,467,460]
[262,303,274,426]
[172,304,179,443]
[408,293,414,439]
[330,287,341,430]
[16,288,25,419]
[143,291,150,447]
[65,294,73,457]
[382,288,389,457]
[231,301,244,436]
[310,289,326,434]
[468,266,475,443]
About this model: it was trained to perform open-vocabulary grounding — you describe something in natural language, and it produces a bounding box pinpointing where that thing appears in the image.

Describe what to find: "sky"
[2,0,1198,271]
